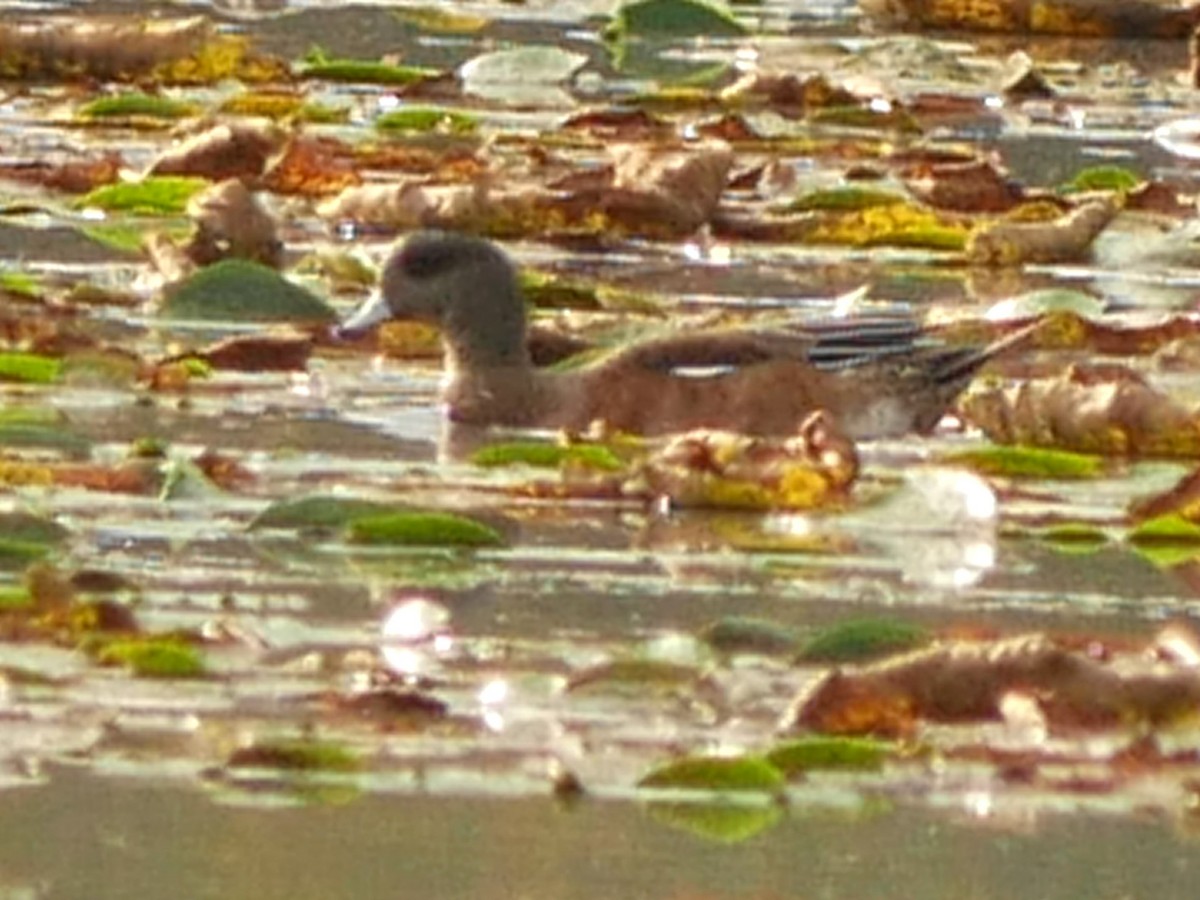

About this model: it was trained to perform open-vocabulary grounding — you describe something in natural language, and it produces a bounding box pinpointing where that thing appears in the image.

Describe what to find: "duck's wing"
[604,330,818,372]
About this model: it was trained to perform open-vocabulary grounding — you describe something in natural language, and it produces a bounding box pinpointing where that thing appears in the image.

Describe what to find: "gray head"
[339,231,529,367]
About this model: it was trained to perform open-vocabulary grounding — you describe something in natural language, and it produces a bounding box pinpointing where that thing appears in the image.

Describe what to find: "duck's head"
[338,231,529,366]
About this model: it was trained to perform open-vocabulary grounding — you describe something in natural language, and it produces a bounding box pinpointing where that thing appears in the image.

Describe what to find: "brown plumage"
[339,231,1028,439]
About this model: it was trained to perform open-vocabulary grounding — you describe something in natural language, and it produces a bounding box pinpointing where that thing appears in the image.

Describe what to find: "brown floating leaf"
[719,71,859,117]
[784,633,1200,737]
[1129,465,1200,524]
[0,16,210,80]
[901,158,1024,213]
[636,412,858,510]
[0,153,122,193]
[261,135,362,197]
[601,141,733,235]
[966,197,1117,264]
[860,0,1200,37]
[148,121,286,181]
[961,362,1200,457]
[184,333,314,372]
[318,178,488,230]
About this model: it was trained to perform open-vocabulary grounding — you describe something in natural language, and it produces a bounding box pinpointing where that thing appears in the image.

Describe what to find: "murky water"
[3,0,1200,896]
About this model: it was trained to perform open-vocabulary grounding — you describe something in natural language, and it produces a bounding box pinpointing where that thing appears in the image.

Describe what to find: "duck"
[337,230,1029,439]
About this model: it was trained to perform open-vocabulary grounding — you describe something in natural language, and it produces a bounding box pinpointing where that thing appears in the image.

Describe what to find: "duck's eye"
[398,241,463,280]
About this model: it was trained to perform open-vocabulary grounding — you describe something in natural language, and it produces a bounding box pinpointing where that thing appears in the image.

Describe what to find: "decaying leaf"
[602,140,733,235]
[148,121,286,181]
[1129,464,1200,524]
[0,16,210,79]
[318,178,489,231]
[860,0,1200,37]
[635,412,858,510]
[966,197,1117,264]
[901,157,1025,212]
[785,632,1200,737]
[960,362,1200,457]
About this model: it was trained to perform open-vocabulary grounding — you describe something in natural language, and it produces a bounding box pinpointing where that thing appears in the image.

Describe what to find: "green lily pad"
[786,187,908,213]
[227,737,360,772]
[1059,165,1141,194]
[460,45,587,88]
[0,540,51,570]
[94,636,206,679]
[607,0,748,40]
[0,270,41,298]
[78,92,197,120]
[639,754,784,793]
[77,176,207,215]
[251,495,401,531]
[374,106,477,135]
[1035,522,1110,548]
[796,619,930,664]
[0,587,33,610]
[0,352,61,384]
[1129,514,1200,545]
[946,445,1105,479]
[161,260,337,324]
[698,616,799,656]
[348,511,504,548]
[298,51,440,86]
[765,737,893,776]
[470,442,624,471]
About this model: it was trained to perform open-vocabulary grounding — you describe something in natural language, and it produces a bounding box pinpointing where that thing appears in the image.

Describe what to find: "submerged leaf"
[228,738,360,772]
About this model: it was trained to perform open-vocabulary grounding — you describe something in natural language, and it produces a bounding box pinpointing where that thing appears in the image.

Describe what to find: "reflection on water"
[1,766,1198,900]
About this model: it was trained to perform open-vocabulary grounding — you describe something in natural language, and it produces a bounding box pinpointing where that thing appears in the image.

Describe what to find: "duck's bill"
[335,290,391,340]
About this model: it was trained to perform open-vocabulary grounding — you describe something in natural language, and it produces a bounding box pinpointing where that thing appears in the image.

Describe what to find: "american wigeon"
[339,231,1028,439]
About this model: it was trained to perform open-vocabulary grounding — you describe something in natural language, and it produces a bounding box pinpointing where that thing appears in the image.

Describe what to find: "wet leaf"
[966,197,1117,264]
[347,512,504,548]
[1128,514,1200,546]
[251,496,400,531]
[375,107,478,135]
[227,737,360,772]
[638,415,858,510]
[0,421,92,456]
[640,754,784,793]
[765,737,893,775]
[785,633,1200,736]
[961,363,1200,458]
[460,45,587,89]
[77,176,207,215]
[1059,165,1142,194]
[299,54,440,86]
[94,636,206,678]
[796,619,931,664]
[160,259,337,323]
[0,352,61,384]
[470,441,625,472]
[566,659,705,693]
[945,445,1106,479]
[78,92,197,121]
[985,289,1104,322]
[607,0,749,40]
[698,616,799,656]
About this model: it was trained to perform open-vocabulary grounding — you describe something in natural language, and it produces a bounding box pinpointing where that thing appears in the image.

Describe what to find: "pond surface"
[4,0,1200,897]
